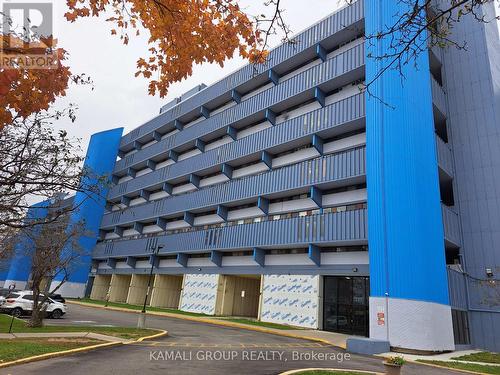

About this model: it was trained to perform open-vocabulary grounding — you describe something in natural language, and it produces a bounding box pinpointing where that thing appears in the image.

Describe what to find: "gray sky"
[50,1,344,154]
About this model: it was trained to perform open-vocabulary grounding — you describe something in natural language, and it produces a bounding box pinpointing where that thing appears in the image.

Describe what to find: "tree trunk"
[27,307,44,328]
[28,283,44,328]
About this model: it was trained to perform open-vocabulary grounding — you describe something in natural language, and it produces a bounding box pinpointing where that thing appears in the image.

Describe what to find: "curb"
[280,368,383,375]
[0,329,167,369]
[0,341,122,369]
[68,300,344,349]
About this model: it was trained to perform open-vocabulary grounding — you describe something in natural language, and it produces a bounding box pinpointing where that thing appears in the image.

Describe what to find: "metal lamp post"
[137,244,163,328]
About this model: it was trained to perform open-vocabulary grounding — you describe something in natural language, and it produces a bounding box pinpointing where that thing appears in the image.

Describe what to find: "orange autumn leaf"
[0,35,71,130]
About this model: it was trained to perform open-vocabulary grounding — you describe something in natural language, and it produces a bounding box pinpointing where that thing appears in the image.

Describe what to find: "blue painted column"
[365,1,454,351]
[4,201,49,290]
[0,259,10,287]
[51,128,123,298]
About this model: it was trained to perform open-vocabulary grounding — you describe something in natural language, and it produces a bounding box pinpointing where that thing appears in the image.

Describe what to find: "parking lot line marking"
[127,341,335,349]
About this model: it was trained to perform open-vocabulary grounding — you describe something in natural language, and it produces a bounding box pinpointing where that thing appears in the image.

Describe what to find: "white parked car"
[1,290,67,319]
[0,288,14,306]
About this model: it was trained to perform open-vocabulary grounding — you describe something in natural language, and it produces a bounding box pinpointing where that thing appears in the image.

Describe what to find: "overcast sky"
[49,1,344,154]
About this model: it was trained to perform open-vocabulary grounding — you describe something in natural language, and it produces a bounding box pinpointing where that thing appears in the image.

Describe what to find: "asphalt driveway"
[5,304,464,375]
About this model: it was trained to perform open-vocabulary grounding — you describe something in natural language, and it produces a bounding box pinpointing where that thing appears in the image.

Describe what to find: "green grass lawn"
[417,360,500,374]
[451,351,500,364]
[74,298,303,330]
[0,338,104,363]
[0,313,160,340]
[291,371,375,375]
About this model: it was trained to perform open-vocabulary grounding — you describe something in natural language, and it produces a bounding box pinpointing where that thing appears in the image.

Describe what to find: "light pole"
[137,244,163,329]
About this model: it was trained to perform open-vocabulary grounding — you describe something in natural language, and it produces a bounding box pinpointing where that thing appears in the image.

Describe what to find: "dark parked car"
[48,294,65,303]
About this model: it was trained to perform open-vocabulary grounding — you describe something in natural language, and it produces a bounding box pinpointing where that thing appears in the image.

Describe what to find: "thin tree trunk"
[28,283,44,328]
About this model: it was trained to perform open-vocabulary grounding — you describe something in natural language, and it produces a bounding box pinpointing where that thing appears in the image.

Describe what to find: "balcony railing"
[108,93,366,200]
[94,208,368,259]
[436,135,454,177]
[101,147,366,229]
[431,75,447,117]
[442,204,461,247]
[114,43,365,176]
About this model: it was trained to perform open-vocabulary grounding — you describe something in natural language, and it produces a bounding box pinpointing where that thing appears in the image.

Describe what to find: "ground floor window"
[323,276,369,337]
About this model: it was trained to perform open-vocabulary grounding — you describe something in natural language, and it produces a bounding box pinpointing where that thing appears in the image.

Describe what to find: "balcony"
[93,209,368,259]
[436,135,454,178]
[118,0,365,151]
[108,93,366,200]
[447,267,468,310]
[101,147,366,229]
[113,43,365,175]
[442,204,461,248]
[431,75,447,118]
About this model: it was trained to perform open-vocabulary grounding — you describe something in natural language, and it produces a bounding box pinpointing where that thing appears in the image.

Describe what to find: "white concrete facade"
[369,297,455,352]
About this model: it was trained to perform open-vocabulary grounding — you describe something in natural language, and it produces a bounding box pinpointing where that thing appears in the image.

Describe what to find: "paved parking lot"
[5,304,465,375]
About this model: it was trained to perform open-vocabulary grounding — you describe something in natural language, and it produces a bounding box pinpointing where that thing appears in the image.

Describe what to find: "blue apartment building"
[2,0,499,353]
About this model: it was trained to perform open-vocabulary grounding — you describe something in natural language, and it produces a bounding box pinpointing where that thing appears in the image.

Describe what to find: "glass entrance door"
[323,276,369,336]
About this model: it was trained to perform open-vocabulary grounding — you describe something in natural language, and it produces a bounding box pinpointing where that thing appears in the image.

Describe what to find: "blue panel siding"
[0,259,10,281]
[101,147,366,229]
[365,1,449,305]
[94,209,367,258]
[119,1,364,149]
[5,201,49,284]
[108,93,365,200]
[53,128,123,285]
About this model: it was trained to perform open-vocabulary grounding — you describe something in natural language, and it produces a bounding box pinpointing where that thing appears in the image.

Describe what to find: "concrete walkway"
[381,349,500,367]
[0,331,132,343]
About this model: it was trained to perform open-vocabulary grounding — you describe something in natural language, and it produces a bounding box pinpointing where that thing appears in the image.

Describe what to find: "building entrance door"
[323,276,369,336]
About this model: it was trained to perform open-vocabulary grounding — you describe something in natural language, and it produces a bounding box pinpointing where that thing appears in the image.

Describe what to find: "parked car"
[47,294,66,304]
[0,288,15,306]
[1,290,67,318]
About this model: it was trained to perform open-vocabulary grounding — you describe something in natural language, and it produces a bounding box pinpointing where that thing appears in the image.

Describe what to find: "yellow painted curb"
[68,300,346,349]
[125,329,168,344]
[0,329,167,369]
[280,368,383,375]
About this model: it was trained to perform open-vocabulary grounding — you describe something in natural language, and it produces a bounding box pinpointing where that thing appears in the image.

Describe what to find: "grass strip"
[0,313,159,340]
[0,337,103,363]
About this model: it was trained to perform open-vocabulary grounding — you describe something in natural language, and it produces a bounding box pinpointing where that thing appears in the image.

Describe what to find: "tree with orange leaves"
[0,35,72,130]
[64,0,266,97]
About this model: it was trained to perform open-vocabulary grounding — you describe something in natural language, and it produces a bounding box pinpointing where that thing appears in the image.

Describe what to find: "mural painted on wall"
[180,274,219,315]
[260,274,319,328]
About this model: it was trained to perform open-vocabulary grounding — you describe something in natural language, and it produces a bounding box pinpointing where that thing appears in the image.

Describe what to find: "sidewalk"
[380,349,500,367]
